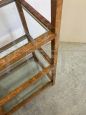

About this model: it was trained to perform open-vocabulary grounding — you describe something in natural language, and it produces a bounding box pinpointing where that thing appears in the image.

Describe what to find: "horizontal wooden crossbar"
[0,0,14,8]
[0,35,26,53]
[0,56,33,80]
[21,0,53,30]
[0,31,55,71]
[0,65,53,106]
[6,82,52,115]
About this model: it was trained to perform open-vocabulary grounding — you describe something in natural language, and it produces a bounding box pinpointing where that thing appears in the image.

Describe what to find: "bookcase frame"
[0,0,63,114]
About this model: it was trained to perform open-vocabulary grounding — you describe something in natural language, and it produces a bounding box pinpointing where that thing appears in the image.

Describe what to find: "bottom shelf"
[4,75,50,112]
[0,57,51,113]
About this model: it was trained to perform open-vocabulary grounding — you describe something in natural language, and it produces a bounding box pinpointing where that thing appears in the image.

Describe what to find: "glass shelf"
[0,1,48,50]
[0,57,50,112]
[0,12,48,58]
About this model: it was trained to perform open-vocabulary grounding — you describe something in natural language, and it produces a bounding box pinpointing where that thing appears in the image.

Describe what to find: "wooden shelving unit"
[0,0,63,114]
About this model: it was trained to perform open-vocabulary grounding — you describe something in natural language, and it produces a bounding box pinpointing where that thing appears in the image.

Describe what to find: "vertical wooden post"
[15,0,36,59]
[51,0,63,85]
[15,0,29,34]
[51,0,57,31]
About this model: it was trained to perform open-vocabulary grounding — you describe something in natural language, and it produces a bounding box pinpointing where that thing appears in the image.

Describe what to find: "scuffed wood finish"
[0,0,14,8]
[51,0,63,84]
[51,0,57,31]
[0,31,55,71]
[0,0,63,114]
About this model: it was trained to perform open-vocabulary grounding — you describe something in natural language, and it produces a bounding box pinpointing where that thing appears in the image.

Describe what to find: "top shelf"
[0,0,55,73]
[0,0,53,31]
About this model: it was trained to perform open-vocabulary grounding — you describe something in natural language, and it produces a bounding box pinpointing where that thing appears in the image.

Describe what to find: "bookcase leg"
[51,0,63,85]
[51,38,58,85]
[0,107,5,115]
[52,67,57,85]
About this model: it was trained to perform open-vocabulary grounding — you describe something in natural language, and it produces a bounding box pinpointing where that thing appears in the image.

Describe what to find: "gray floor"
[14,42,86,115]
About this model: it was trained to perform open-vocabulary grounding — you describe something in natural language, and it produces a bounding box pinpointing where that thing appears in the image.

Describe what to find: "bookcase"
[0,0,63,114]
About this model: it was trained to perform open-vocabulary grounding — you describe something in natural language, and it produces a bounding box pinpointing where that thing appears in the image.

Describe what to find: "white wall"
[0,0,86,46]
[60,0,86,42]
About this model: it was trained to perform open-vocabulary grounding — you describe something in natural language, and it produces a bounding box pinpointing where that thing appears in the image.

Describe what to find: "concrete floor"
[14,42,86,115]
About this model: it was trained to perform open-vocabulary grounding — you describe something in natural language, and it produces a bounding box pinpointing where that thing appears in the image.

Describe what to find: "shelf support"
[51,0,63,85]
